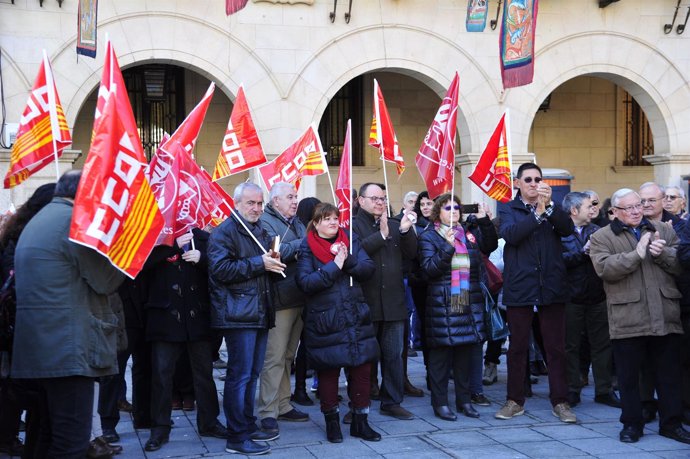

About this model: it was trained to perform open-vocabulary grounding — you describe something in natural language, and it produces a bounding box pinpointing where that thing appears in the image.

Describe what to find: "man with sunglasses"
[496,163,576,423]
[353,183,418,420]
[589,188,690,445]
[662,186,688,220]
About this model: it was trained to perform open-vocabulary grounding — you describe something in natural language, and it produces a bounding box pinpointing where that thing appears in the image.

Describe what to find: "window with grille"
[318,76,364,166]
[621,91,653,166]
[123,65,185,160]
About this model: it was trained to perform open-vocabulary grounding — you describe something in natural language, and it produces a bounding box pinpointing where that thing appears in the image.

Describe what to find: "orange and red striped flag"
[468,112,512,203]
[5,53,71,188]
[369,79,405,176]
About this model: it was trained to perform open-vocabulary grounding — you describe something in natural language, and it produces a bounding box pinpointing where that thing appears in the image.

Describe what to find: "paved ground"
[7,346,690,458]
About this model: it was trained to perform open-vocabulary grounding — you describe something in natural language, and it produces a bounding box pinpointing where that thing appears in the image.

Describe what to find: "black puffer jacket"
[259,204,306,311]
[208,214,275,330]
[295,234,379,370]
[418,217,497,348]
[142,228,212,342]
[561,224,606,305]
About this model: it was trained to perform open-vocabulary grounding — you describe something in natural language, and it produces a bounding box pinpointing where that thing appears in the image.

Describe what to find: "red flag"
[5,53,72,188]
[94,40,137,137]
[468,112,512,203]
[70,93,164,279]
[212,86,267,180]
[336,120,352,229]
[415,72,460,199]
[258,125,327,191]
[369,79,405,176]
[202,169,235,227]
[154,142,227,245]
[148,83,215,196]
[226,0,249,15]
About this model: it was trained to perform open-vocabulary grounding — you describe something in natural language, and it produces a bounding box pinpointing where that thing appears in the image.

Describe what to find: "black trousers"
[149,340,219,434]
[98,346,131,430]
[612,334,683,431]
[428,343,478,407]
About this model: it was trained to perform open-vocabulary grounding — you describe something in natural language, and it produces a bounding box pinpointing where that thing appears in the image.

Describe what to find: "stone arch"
[288,25,506,154]
[508,32,690,156]
[46,12,280,127]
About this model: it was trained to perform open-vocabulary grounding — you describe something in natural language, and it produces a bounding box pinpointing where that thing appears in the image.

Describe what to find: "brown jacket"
[589,218,683,340]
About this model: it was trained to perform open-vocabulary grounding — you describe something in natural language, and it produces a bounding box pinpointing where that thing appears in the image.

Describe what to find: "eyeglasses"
[362,196,387,203]
[522,177,543,184]
[443,205,461,211]
[640,198,660,205]
[607,209,614,216]
[664,195,680,201]
[591,201,600,206]
[613,203,643,213]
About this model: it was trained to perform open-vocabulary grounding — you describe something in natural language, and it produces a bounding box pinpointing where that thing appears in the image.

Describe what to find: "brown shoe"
[182,397,195,411]
[117,400,133,413]
[404,380,424,397]
[380,405,414,420]
[171,396,182,411]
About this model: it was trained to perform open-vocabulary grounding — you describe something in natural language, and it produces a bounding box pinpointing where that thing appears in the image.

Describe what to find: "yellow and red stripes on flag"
[369,79,405,176]
[5,55,71,188]
[468,112,512,204]
[301,149,327,176]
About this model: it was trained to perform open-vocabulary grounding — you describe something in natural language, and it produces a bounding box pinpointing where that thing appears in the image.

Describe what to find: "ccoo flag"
[5,53,72,188]
[212,85,267,181]
[468,112,512,203]
[415,72,460,199]
[369,79,405,176]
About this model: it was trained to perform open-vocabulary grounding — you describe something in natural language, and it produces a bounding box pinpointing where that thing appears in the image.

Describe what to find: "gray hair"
[269,182,296,202]
[562,191,589,213]
[639,182,665,195]
[54,170,82,198]
[665,185,686,199]
[581,190,599,200]
[233,182,263,203]
[403,191,418,202]
[611,188,639,207]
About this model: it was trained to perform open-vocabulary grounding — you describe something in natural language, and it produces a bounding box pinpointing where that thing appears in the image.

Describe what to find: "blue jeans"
[222,329,268,443]
[374,320,405,407]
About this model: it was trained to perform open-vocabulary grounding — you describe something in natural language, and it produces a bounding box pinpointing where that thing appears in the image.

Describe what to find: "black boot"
[350,411,381,442]
[324,409,343,443]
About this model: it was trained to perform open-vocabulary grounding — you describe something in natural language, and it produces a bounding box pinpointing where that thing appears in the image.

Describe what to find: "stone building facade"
[1,0,689,211]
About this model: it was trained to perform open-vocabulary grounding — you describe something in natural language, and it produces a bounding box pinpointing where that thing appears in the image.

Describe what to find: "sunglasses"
[443,205,461,211]
[522,177,543,184]
[591,201,600,206]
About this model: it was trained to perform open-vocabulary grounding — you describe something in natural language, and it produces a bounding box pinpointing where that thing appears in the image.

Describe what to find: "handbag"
[480,282,509,341]
[482,254,503,295]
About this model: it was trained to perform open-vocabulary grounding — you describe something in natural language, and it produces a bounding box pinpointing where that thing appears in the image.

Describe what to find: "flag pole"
[504,108,515,199]
[381,156,391,218]
[228,206,286,278]
[43,50,61,183]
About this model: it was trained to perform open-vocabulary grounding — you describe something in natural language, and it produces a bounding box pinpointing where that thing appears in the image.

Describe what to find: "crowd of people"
[0,162,689,457]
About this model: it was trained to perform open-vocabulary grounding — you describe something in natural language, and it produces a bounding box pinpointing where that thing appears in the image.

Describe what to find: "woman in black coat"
[295,203,380,444]
[418,193,497,422]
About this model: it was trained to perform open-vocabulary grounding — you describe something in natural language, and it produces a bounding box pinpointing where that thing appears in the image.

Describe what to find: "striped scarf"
[436,223,470,311]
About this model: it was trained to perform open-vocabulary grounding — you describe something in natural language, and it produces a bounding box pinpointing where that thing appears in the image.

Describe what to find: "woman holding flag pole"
[295,203,381,444]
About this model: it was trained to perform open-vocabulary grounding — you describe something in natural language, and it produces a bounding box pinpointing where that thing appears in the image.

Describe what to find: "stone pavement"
[8,347,690,458]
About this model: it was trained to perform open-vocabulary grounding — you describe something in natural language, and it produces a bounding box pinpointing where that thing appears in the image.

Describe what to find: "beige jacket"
[589,219,683,339]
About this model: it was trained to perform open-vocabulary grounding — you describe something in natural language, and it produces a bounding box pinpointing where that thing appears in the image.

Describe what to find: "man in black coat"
[142,228,226,452]
[208,182,286,456]
[495,163,575,423]
[561,192,619,409]
[353,183,417,420]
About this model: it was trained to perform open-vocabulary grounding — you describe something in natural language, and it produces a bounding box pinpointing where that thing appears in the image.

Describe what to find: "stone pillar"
[0,150,82,211]
[643,154,690,187]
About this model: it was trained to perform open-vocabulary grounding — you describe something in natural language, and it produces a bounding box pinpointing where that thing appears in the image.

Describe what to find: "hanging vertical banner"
[500,0,539,89]
[77,0,99,58]
[466,0,489,32]
[468,112,512,203]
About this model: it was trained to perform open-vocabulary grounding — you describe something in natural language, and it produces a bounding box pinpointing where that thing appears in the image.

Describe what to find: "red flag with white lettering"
[468,112,512,203]
[148,83,215,192]
[5,53,72,188]
[70,93,164,279]
[202,169,235,227]
[369,79,405,176]
[212,86,267,180]
[258,125,327,191]
[336,120,352,229]
[415,72,460,199]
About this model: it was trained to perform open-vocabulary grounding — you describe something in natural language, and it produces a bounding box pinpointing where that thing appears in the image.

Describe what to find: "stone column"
[643,154,690,187]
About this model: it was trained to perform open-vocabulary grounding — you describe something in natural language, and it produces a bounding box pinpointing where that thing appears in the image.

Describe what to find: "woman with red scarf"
[295,203,381,444]
[418,193,497,422]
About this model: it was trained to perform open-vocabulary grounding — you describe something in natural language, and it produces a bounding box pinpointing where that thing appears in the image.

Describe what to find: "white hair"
[639,182,664,195]
[269,182,295,202]
[233,182,263,203]
[610,188,639,207]
[403,191,418,202]
[665,185,686,199]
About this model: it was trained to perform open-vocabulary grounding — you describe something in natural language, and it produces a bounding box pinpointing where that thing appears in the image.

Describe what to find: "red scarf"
[307,228,349,264]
